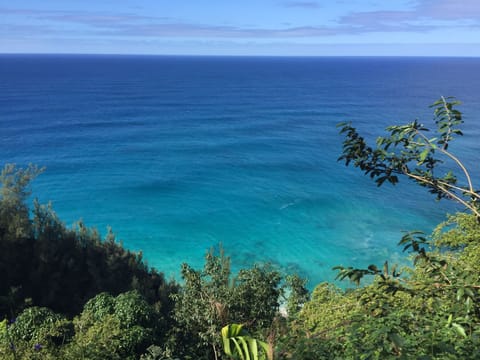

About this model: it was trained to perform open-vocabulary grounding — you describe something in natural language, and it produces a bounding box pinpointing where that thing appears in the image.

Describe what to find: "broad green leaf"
[232,338,246,360]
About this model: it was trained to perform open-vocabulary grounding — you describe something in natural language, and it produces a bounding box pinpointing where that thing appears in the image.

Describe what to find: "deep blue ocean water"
[1,55,479,286]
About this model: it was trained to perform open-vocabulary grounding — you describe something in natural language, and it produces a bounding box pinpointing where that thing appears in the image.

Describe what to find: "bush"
[0,306,73,359]
[66,291,160,359]
[169,247,286,360]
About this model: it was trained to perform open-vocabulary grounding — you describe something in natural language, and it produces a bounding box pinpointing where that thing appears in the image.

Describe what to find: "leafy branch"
[334,230,479,312]
[337,97,479,218]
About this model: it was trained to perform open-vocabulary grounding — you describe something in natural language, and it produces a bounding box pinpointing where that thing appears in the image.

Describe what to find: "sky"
[1,0,480,56]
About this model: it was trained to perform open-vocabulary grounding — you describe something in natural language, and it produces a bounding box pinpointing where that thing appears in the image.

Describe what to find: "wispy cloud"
[417,0,480,20]
[282,1,321,9]
[339,10,421,32]
[38,13,170,27]
[92,24,342,39]
[0,7,170,32]
[1,0,480,44]
[0,7,347,39]
[338,0,480,33]
[0,23,57,36]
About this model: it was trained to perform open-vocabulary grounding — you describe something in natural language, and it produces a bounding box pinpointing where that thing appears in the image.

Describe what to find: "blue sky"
[1,0,480,56]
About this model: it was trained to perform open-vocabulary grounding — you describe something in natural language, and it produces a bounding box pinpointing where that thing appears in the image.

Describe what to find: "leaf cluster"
[338,97,479,217]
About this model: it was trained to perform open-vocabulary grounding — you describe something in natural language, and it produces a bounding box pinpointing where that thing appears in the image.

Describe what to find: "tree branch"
[403,170,480,218]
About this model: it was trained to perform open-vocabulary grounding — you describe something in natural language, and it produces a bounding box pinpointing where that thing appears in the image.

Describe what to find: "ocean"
[1,55,479,287]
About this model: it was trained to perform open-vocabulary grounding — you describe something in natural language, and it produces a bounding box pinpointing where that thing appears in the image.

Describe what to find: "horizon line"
[1,52,480,59]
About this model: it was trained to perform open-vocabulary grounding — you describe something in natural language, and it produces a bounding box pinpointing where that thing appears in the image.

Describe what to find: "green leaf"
[464,288,474,298]
[446,314,453,327]
[248,337,259,359]
[418,148,430,164]
[221,324,268,360]
[456,287,465,301]
[232,338,246,360]
[0,319,7,335]
[452,323,467,338]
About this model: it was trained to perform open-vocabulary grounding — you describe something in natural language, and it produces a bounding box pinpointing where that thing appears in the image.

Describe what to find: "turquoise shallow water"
[1,55,479,286]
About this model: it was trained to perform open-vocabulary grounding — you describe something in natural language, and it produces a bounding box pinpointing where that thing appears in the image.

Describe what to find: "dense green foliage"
[167,247,284,359]
[279,213,480,359]
[0,291,165,359]
[0,164,178,319]
[66,291,162,359]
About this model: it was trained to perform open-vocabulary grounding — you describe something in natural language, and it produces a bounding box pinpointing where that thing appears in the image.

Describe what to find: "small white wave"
[279,199,299,210]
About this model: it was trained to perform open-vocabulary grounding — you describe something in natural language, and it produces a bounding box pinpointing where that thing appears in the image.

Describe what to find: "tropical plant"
[169,246,286,360]
[221,324,271,360]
